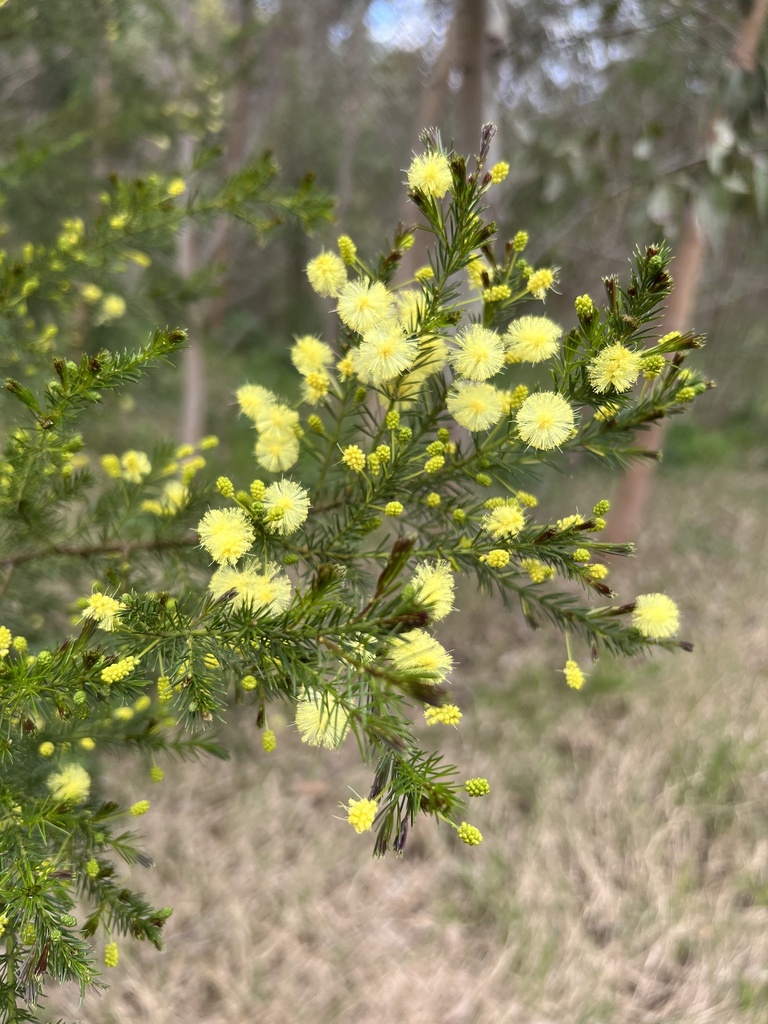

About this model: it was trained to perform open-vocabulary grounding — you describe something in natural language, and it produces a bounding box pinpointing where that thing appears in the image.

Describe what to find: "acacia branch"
[0,533,199,570]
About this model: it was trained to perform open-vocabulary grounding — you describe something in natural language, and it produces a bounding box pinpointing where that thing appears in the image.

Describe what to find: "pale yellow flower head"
[197,508,254,565]
[254,403,299,437]
[354,324,417,384]
[389,629,452,683]
[526,268,557,301]
[347,797,378,833]
[236,384,277,421]
[295,688,350,748]
[451,324,505,381]
[482,502,525,540]
[120,450,151,484]
[262,479,310,535]
[409,560,455,621]
[209,561,292,615]
[291,335,334,376]
[505,316,562,364]
[516,392,574,450]
[47,764,91,804]
[588,344,642,394]
[632,593,680,639]
[407,151,453,199]
[446,381,504,432]
[83,593,123,631]
[306,251,347,298]
[255,430,300,473]
[337,279,394,334]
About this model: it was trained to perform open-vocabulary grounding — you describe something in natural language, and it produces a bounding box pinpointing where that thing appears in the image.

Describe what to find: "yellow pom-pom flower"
[262,479,310,536]
[236,383,277,421]
[347,797,378,834]
[526,267,557,300]
[409,560,455,621]
[38,741,55,757]
[291,335,334,376]
[486,549,510,569]
[197,508,254,565]
[47,764,91,804]
[516,392,574,450]
[407,151,452,199]
[337,279,393,334]
[120,450,151,483]
[588,344,642,394]
[446,381,504,432]
[632,593,680,639]
[209,561,292,615]
[390,629,452,683]
[354,324,417,383]
[306,251,347,298]
[505,316,562,364]
[295,688,350,748]
[482,502,525,540]
[255,430,300,474]
[451,324,505,381]
[83,592,123,631]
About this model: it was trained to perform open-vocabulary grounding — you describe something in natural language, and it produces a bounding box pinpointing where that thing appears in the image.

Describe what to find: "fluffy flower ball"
[295,689,350,748]
[482,502,525,540]
[452,324,505,381]
[588,344,643,393]
[47,764,91,804]
[409,560,455,621]
[516,392,574,450]
[446,381,504,433]
[389,629,452,683]
[198,508,254,565]
[505,316,562,364]
[337,279,393,334]
[306,251,347,298]
[208,562,292,615]
[407,151,453,199]
[262,479,310,536]
[632,593,680,639]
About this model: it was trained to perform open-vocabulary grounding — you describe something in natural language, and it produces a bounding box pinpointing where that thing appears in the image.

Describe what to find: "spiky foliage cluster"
[0,125,705,1020]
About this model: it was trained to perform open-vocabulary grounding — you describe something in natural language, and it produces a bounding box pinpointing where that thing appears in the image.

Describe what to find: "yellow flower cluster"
[208,561,292,616]
[424,704,462,726]
[295,689,350,748]
[83,592,123,631]
[347,797,378,834]
[100,655,140,684]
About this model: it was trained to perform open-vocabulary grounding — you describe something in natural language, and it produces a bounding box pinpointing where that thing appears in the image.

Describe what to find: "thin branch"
[0,533,199,570]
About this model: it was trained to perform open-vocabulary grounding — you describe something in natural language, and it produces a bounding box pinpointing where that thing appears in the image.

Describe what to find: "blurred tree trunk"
[455,0,487,156]
[605,0,768,543]
[177,2,206,445]
[207,0,256,341]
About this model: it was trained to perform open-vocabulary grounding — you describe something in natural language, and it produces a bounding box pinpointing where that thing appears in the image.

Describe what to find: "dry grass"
[46,464,768,1024]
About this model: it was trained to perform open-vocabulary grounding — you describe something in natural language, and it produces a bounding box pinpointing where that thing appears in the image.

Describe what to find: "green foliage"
[0,123,707,1020]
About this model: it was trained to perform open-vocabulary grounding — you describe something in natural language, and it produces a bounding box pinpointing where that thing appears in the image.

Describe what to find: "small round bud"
[485,549,509,569]
[573,548,591,562]
[384,501,403,517]
[337,235,357,264]
[250,479,266,501]
[341,445,366,473]
[574,294,595,320]
[130,800,150,816]
[104,941,119,968]
[262,729,276,752]
[475,473,492,486]
[512,230,528,252]
[426,492,441,507]
[306,414,324,434]
[424,455,445,473]
[452,509,466,524]
[241,674,257,691]
[38,741,55,757]
[592,499,610,516]
[216,476,235,498]
[385,410,400,430]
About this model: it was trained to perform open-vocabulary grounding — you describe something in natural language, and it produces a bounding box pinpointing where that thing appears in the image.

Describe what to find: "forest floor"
[48,458,768,1024]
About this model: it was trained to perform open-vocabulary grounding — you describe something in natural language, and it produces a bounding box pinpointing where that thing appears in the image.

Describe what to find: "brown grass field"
[47,461,768,1024]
